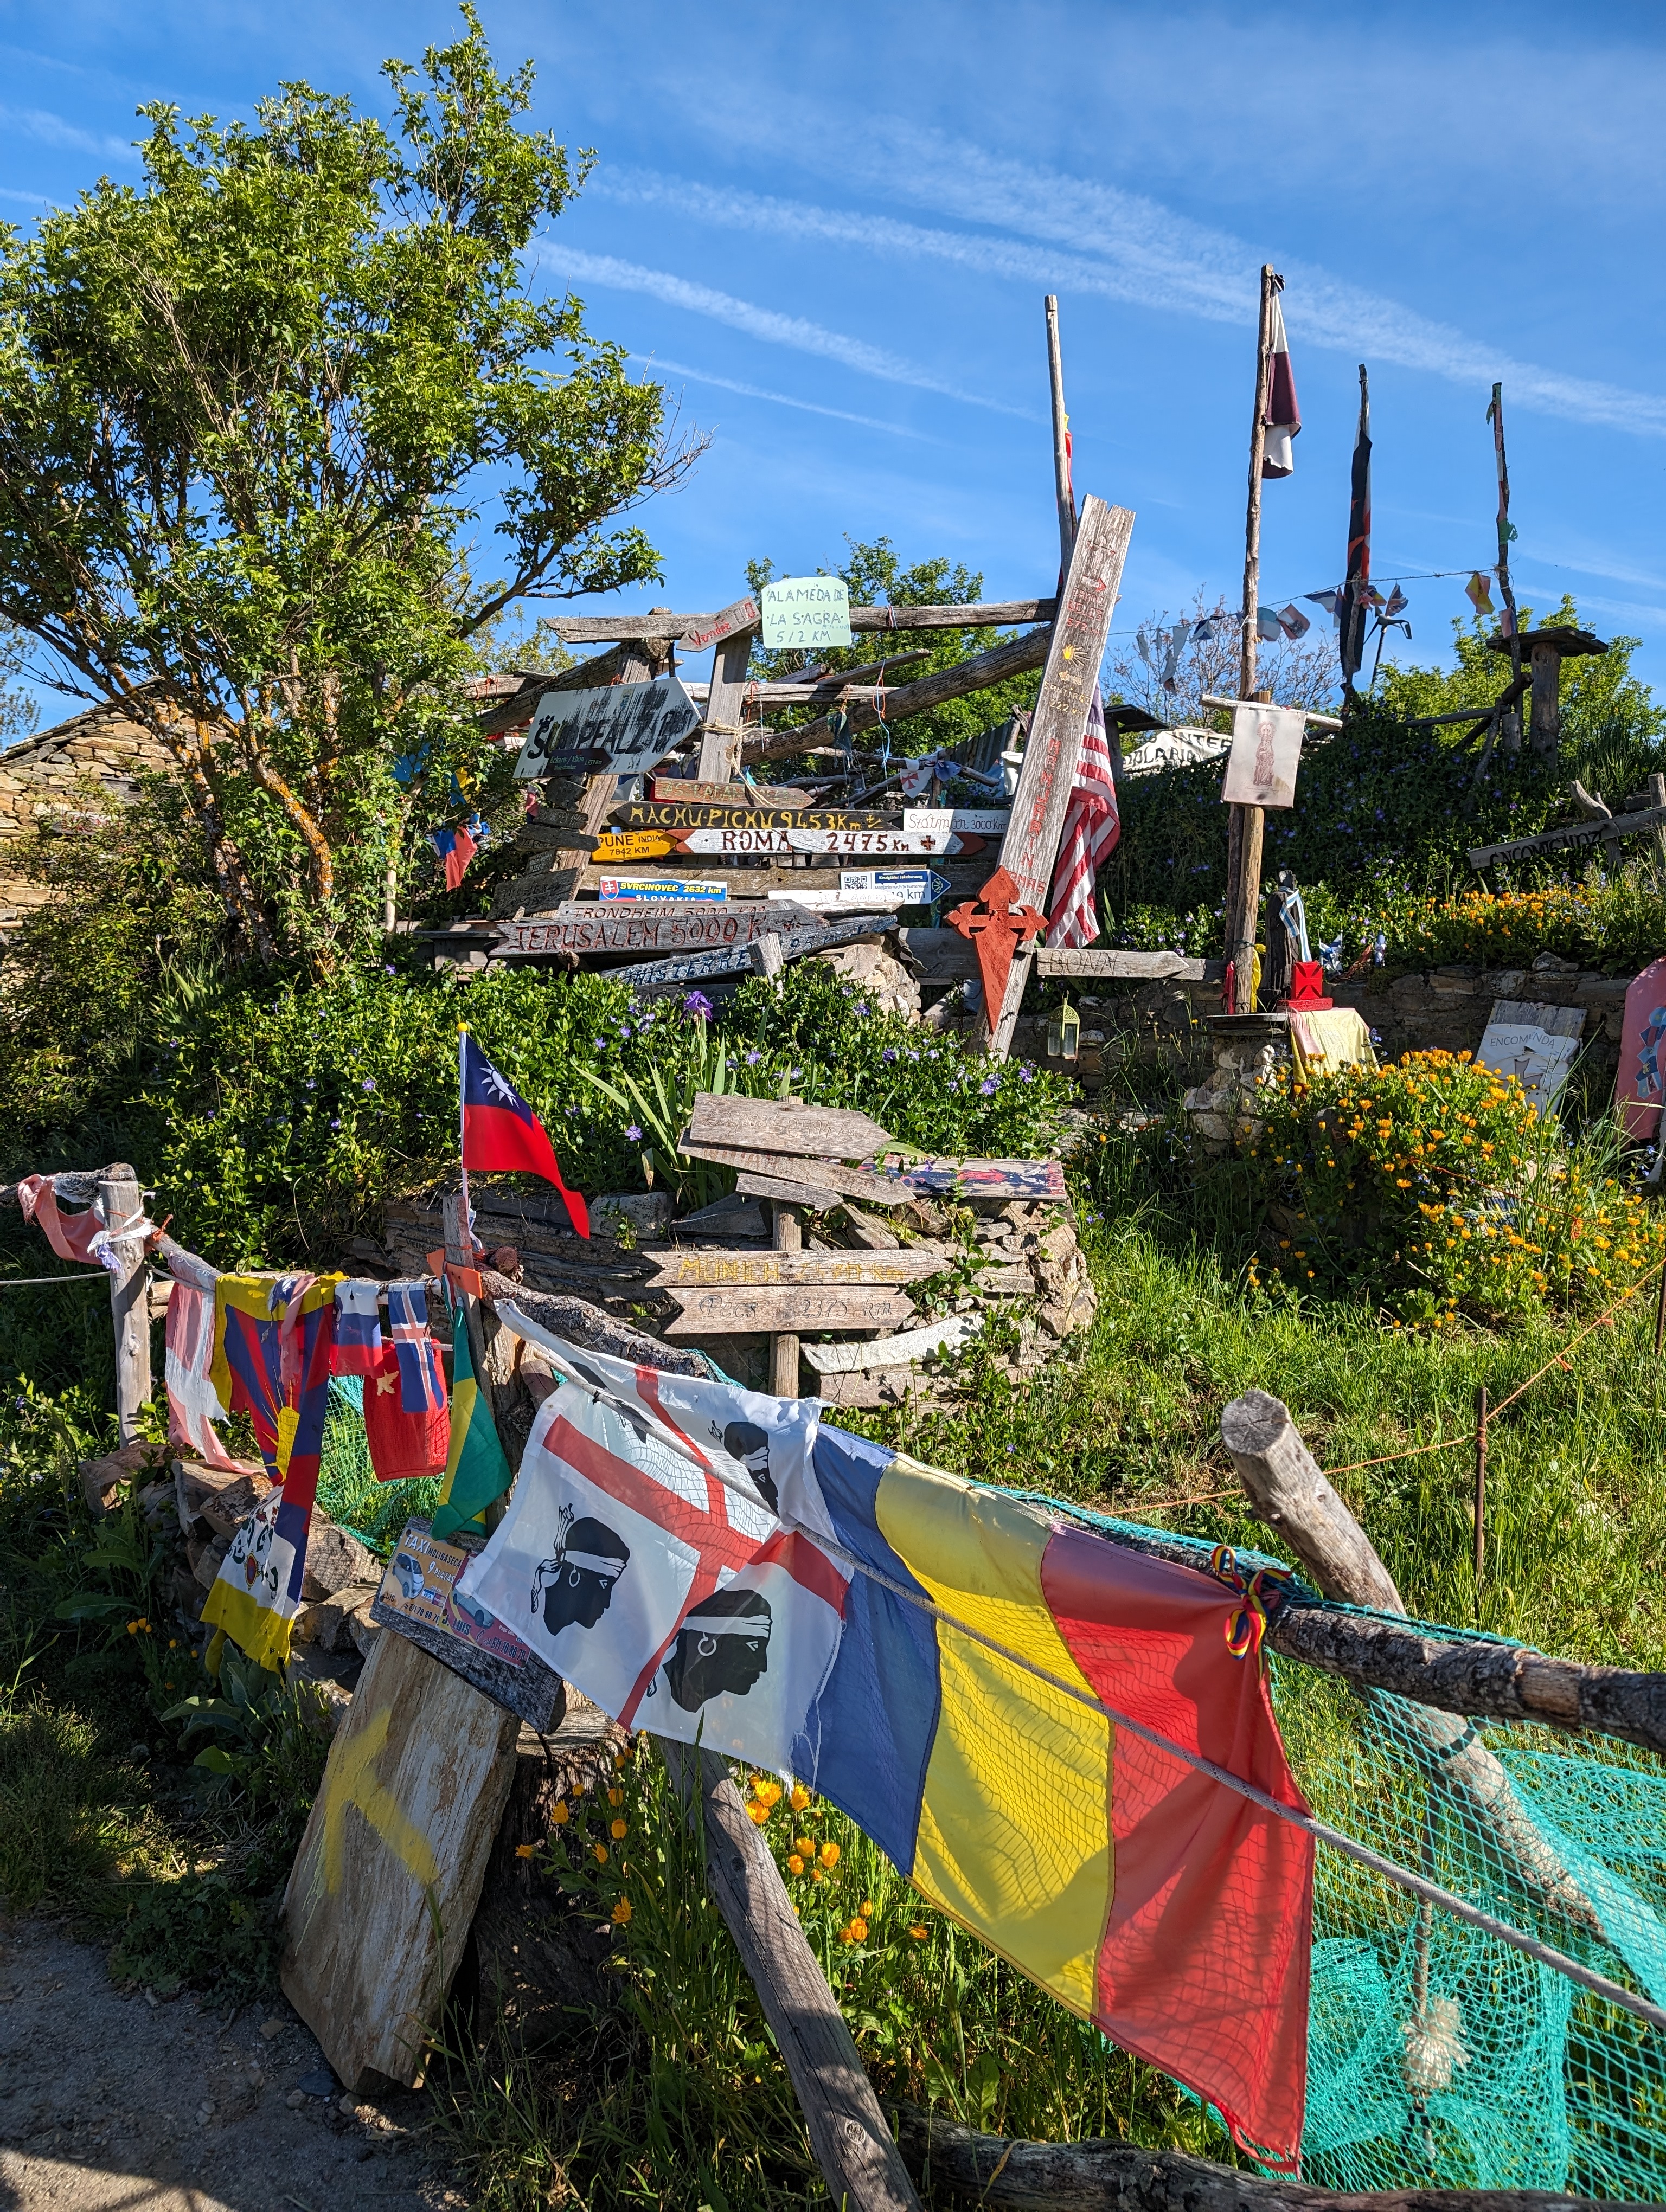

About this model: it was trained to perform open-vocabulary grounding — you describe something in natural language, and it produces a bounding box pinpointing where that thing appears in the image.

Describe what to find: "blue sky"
[3,0,1665,722]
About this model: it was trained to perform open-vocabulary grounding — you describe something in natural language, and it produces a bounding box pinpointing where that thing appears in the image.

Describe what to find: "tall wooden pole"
[1488,384,1524,755]
[1224,267,1279,1013]
[1045,296,1078,574]
[99,1164,151,1444]
[770,1200,803,1396]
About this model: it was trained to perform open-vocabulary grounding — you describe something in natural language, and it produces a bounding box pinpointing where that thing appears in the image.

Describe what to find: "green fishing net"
[315,1373,443,1557]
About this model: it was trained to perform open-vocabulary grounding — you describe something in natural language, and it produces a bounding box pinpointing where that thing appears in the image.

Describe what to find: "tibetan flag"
[1340,365,1373,691]
[330,1279,383,1376]
[458,1338,1312,2165]
[460,1031,589,1238]
[1261,292,1301,479]
[201,1274,341,1671]
[164,1277,256,1475]
[431,1308,514,1540]
[430,819,478,891]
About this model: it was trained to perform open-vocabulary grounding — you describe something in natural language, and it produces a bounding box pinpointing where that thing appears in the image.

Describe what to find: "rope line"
[1319,1257,1665,1480]
[514,1316,1666,2037]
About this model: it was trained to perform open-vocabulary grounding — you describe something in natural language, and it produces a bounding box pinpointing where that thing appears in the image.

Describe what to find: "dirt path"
[0,1916,464,2212]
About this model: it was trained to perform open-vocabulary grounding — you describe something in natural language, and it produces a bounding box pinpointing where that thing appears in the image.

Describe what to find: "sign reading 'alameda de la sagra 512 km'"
[760,576,853,652]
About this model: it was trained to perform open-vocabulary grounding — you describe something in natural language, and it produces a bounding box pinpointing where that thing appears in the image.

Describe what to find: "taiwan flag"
[460,1030,589,1238]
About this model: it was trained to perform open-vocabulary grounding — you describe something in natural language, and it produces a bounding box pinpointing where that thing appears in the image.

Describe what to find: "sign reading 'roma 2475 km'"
[676,826,966,857]
[514,676,701,781]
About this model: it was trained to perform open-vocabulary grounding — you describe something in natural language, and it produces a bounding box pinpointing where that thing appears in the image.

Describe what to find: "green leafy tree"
[0,8,693,966]
[745,538,1043,764]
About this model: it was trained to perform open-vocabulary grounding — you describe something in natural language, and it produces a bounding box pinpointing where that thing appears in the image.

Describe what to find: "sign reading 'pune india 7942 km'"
[514,676,702,782]
[760,576,853,651]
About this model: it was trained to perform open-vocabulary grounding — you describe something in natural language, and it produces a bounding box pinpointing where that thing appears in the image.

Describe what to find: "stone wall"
[0,698,173,937]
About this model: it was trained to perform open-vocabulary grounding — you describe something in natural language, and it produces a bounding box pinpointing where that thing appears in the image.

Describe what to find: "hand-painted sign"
[651,779,809,807]
[615,914,889,995]
[676,826,964,858]
[1222,703,1305,809]
[375,1520,532,1670]
[760,576,853,652]
[592,831,675,863]
[597,876,728,902]
[1475,998,1585,1112]
[1619,959,1666,1140]
[615,803,894,833]
[680,596,760,654]
[495,904,809,956]
[903,808,954,839]
[515,676,701,782]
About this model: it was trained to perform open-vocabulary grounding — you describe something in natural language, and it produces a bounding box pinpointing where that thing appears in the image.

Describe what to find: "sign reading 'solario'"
[514,676,701,782]
[760,576,853,652]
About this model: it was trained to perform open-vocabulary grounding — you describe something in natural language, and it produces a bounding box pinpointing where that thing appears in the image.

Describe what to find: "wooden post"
[661,1740,922,2212]
[1528,636,1566,760]
[1220,1389,1611,1937]
[1044,295,1077,573]
[1654,1260,1666,1359]
[1487,382,1524,753]
[1473,1383,1488,1596]
[770,1199,803,1397]
[697,624,759,785]
[1226,265,1280,1015]
[98,1163,151,1444]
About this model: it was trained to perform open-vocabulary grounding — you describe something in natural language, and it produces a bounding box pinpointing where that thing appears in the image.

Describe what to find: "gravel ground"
[0,1915,465,2212]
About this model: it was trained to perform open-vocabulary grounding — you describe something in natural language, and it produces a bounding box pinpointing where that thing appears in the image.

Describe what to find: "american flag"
[1046,690,1120,949]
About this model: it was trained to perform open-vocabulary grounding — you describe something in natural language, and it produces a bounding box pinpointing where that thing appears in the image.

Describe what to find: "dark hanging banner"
[1338,363,1372,694]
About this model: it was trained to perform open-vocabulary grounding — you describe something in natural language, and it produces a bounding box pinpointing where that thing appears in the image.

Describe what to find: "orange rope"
[1318,1256,1666,1479]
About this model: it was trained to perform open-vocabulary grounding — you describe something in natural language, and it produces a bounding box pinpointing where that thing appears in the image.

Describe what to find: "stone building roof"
[0,692,174,934]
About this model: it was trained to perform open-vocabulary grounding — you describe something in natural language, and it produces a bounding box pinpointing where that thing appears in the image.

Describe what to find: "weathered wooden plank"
[664,1283,914,1336]
[646,1248,946,1289]
[99,1165,151,1445]
[687,1092,896,1161]
[488,1282,710,1375]
[1469,801,1666,869]
[280,1631,521,2091]
[491,904,812,956]
[572,862,980,904]
[689,1143,915,1205]
[552,600,1056,643]
[801,1312,983,1375]
[993,500,1134,995]
[651,778,810,807]
[734,1168,844,1211]
[516,821,605,852]
[1036,948,1225,982]
[697,623,758,783]
[612,915,888,995]
[674,1193,771,1239]
[368,1520,566,1731]
[743,625,1055,766]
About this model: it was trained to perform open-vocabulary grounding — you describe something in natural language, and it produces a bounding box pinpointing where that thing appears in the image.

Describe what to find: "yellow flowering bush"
[1247,1050,1664,1329]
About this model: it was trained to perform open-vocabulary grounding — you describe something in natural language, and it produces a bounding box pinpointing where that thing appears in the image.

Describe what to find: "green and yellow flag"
[432,1311,514,1540]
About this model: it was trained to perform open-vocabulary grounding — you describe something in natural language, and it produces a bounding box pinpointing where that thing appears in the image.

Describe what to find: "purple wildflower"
[625,1123,643,1142]
[361,1077,376,1092]
[683,991,715,1020]
[979,1075,999,1096]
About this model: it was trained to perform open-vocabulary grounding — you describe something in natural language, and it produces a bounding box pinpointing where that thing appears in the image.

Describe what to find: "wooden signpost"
[578,861,975,907]
[651,778,811,807]
[611,914,889,997]
[593,831,675,863]
[801,1311,984,1377]
[515,674,702,782]
[492,903,812,957]
[281,1629,520,2091]
[686,1094,896,1161]
[975,496,1135,1057]
[676,826,967,858]
[683,1142,913,1205]
[550,599,1055,645]
[664,1283,914,1338]
[646,1248,946,1288]
[615,803,898,833]
[736,1166,845,1212]
[1468,802,1666,872]
[681,595,760,654]
[1037,947,1226,983]
[696,602,762,785]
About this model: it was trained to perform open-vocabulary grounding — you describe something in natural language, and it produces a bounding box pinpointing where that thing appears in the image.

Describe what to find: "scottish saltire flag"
[201,1275,341,1670]
[387,1280,446,1417]
[1046,692,1119,950]
[458,1335,1312,2165]
[430,819,478,891]
[1261,291,1301,479]
[330,1279,383,1375]
[432,1305,514,1540]
[460,1030,589,1238]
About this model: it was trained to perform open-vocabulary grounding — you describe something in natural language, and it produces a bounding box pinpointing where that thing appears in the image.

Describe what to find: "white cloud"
[599,130,1666,440]
[540,244,1031,418]
[0,103,136,164]
[629,355,935,441]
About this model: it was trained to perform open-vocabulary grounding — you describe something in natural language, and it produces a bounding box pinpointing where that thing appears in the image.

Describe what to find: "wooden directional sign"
[597,875,728,901]
[946,809,1013,835]
[616,803,896,833]
[495,903,810,957]
[616,914,888,995]
[838,867,952,906]
[651,778,810,807]
[687,1092,896,1160]
[1469,803,1666,871]
[677,826,965,858]
[1036,948,1225,982]
[593,831,675,863]
[576,861,978,905]
[685,1142,914,1205]
[904,1157,1068,1201]
[664,1284,914,1337]
[647,1249,945,1289]
[681,596,760,653]
[514,675,701,782]
[734,1167,845,1211]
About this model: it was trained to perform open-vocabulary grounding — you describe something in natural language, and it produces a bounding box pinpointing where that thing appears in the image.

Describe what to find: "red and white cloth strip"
[1046,690,1120,950]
